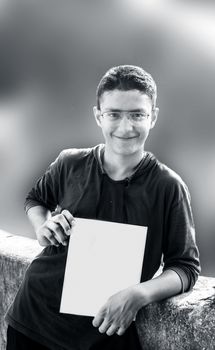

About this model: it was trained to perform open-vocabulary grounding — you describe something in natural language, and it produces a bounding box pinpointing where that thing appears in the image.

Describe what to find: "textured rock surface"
[1,230,215,350]
[136,276,215,350]
[0,230,42,350]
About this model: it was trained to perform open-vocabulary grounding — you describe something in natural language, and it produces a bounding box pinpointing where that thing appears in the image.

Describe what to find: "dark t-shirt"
[5,144,200,350]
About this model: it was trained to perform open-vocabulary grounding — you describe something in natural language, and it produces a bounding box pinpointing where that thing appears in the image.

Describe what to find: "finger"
[47,221,68,245]
[61,209,75,227]
[51,205,62,216]
[98,319,112,334]
[44,228,60,246]
[106,324,119,336]
[116,327,126,336]
[92,308,106,328]
[52,214,72,236]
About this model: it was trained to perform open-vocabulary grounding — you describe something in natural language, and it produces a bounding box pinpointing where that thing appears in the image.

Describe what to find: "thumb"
[51,205,63,216]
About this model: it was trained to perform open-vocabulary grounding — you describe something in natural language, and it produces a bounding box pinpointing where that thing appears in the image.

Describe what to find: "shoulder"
[151,154,191,205]
[53,145,100,173]
[156,160,184,186]
[58,147,93,162]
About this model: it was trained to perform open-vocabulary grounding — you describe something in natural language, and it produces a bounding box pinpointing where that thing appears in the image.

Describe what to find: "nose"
[117,115,134,132]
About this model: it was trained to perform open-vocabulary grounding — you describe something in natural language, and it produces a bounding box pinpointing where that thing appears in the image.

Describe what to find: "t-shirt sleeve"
[162,182,201,292]
[24,151,65,214]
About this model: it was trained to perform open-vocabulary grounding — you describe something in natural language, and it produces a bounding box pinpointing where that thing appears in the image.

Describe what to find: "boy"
[6,65,200,349]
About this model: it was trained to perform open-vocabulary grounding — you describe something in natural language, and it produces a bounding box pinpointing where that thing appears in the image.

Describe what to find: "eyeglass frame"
[98,109,153,124]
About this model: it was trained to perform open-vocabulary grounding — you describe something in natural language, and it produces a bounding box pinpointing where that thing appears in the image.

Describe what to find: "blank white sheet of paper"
[60,218,147,316]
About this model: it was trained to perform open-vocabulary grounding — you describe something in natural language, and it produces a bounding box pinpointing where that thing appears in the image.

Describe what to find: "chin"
[112,145,140,156]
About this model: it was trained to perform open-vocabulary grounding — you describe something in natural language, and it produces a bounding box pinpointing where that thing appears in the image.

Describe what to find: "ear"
[150,107,159,129]
[93,106,102,127]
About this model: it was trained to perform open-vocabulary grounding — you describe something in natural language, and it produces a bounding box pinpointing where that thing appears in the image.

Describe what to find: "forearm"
[134,269,184,309]
[27,205,51,235]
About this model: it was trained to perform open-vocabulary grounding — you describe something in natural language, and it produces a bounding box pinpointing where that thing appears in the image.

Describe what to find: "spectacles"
[100,111,150,123]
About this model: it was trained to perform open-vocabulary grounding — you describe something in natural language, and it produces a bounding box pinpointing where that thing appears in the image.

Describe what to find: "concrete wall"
[1,230,215,350]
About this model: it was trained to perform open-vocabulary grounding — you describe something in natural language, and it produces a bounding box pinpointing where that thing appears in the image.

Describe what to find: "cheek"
[138,126,149,138]
[135,128,151,146]
[101,125,114,137]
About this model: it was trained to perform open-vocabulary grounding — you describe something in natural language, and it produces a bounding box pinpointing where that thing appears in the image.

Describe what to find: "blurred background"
[0,0,214,276]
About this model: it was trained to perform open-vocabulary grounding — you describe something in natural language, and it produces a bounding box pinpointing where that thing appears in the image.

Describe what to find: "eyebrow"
[102,108,147,112]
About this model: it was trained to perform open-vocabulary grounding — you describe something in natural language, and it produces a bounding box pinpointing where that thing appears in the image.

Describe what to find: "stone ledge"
[1,230,215,350]
[0,230,42,263]
[0,230,42,350]
[136,276,215,349]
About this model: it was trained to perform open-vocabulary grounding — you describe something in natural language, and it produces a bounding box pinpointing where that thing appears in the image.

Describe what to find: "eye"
[107,112,121,120]
[131,112,147,121]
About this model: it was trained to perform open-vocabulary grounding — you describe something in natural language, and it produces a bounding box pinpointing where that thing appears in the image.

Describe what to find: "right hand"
[36,209,75,247]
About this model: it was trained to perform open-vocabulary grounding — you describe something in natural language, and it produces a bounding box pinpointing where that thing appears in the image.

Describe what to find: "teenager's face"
[94,89,158,157]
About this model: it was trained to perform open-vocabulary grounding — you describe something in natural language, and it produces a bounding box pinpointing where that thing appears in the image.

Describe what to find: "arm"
[135,268,183,304]
[162,186,200,291]
[27,205,51,233]
[92,269,182,336]
[93,183,200,336]
[24,151,67,214]
[25,151,75,246]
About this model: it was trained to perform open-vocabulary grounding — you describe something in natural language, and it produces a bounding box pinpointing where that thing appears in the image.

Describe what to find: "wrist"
[133,270,183,307]
[129,284,151,311]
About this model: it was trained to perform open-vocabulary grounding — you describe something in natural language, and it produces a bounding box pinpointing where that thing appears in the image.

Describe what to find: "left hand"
[92,286,143,336]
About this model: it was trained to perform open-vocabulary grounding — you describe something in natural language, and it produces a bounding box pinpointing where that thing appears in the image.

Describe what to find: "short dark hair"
[96,65,157,109]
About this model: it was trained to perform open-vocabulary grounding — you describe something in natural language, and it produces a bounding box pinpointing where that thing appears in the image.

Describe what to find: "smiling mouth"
[113,135,138,140]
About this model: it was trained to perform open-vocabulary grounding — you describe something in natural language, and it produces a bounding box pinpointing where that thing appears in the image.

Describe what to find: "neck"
[102,147,145,181]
